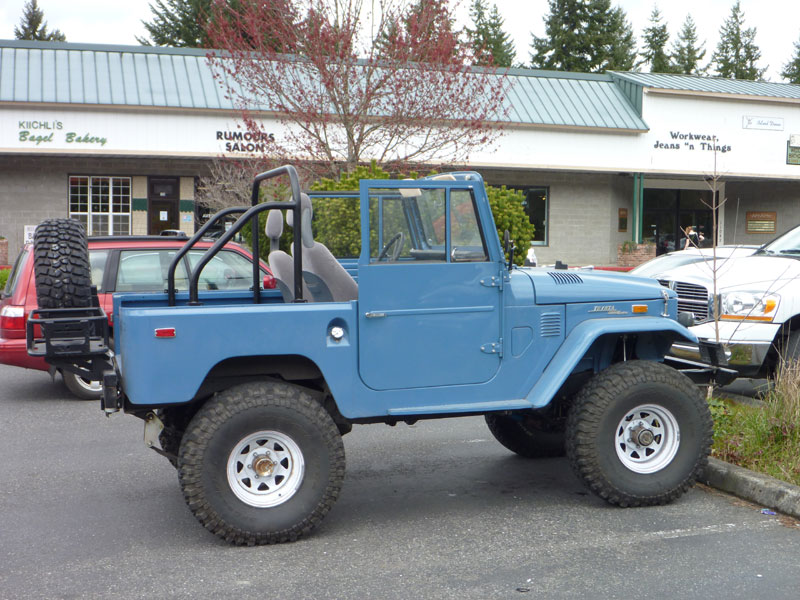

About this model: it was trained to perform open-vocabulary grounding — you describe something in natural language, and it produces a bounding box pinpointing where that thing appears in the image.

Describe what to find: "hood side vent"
[548,271,584,285]
[540,312,562,337]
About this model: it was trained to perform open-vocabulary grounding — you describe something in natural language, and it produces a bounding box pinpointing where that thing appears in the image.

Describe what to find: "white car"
[651,229,800,377]
[630,245,759,279]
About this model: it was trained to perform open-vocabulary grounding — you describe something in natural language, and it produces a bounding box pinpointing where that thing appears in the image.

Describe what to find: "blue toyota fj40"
[27,166,732,545]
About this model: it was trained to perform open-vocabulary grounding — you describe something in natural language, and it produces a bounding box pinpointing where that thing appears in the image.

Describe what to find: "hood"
[656,254,800,292]
[519,268,669,304]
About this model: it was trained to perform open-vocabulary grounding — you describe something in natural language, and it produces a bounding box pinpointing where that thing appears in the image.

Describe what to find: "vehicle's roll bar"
[166,165,304,306]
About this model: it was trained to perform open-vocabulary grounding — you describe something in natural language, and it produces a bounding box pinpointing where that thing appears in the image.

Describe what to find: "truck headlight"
[719,291,780,322]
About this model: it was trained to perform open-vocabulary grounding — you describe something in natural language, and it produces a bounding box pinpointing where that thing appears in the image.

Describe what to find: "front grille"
[660,280,711,323]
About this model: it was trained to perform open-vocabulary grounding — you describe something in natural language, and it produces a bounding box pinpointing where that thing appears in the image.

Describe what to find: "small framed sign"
[746,211,776,234]
[618,208,628,232]
[788,140,800,165]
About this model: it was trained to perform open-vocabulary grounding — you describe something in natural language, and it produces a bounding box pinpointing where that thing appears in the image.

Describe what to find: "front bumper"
[671,338,772,378]
[673,320,780,376]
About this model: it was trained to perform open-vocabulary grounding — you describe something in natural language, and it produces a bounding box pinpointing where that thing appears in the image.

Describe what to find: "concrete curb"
[702,457,800,519]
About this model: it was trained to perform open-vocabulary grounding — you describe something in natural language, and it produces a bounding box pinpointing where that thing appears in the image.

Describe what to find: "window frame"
[68,175,132,236]
[517,185,549,247]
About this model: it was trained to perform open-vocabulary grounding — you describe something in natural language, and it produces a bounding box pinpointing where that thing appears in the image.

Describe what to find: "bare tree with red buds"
[205,0,509,178]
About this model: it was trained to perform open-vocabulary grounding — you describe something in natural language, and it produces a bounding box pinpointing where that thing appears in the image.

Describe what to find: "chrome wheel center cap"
[252,454,276,477]
[629,423,655,447]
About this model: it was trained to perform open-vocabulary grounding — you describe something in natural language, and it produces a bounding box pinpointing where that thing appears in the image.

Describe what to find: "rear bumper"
[0,336,48,370]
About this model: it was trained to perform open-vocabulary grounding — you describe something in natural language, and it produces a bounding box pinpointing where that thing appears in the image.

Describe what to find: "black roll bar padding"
[186,165,304,305]
[167,206,249,306]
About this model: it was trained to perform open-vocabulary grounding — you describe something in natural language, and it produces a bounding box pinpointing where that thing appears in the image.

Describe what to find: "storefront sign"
[216,130,276,153]
[17,118,107,146]
[746,211,777,233]
[652,131,732,154]
[742,116,784,131]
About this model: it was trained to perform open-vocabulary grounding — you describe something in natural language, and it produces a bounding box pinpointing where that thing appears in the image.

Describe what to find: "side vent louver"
[548,272,584,285]
[540,312,562,337]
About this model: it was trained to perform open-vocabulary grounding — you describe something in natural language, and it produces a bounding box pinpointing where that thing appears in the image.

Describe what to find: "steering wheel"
[377,232,405,261]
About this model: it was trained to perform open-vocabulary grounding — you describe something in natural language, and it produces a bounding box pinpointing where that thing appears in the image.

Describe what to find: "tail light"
[0,305,26,337]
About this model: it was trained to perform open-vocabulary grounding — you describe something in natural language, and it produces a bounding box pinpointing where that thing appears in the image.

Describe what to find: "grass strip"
[710,360,800,487]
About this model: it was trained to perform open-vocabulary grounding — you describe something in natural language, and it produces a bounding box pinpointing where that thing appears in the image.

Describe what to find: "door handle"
[365,312,386,319]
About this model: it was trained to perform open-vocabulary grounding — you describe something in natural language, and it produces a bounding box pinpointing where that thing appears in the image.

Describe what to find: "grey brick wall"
[483,169,634,267]
[724,181,800,244]
[0,155,212,258]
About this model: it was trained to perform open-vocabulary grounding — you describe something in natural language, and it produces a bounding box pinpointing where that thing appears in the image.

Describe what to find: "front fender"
[524,317,696,408]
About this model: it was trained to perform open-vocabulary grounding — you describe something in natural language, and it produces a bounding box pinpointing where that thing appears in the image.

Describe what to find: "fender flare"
[524,317,696,409]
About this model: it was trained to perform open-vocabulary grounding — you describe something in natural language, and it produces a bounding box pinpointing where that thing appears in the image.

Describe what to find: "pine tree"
[640,6,674,73]
[605,6,637,72]
[671,14,706,75]
[138,0,212,47]
[375,0,462,61]
[14,0,66,42]
[711,1,766,80]
[781,35,800,83]
[530,0,637,73]
[466,0,516,67]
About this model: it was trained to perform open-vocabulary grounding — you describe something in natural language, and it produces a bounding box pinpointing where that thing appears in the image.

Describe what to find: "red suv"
[1,235,269,399]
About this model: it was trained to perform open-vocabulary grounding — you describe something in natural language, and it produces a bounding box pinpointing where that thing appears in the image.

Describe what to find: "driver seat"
[289,194,358,302]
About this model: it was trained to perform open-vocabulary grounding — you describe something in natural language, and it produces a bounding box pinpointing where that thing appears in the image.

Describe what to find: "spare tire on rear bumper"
[33,219,93,309]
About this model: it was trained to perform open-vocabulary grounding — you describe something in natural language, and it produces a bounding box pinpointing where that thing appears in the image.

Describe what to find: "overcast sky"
[2,0,799,81]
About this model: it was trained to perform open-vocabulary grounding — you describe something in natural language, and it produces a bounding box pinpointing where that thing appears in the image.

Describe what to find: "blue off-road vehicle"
[27,166,732,545]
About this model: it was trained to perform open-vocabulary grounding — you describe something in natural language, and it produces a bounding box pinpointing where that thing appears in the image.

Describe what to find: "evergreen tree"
[466,0,516,67]
[640,6,674,73]
[530,0,637,73]
[605,6,637,72]
[138,0,212,47]
[375,0,462,61]
[711,1,766,80]
[14,0,66,42]
[781,34,800,83]
[671,14,706,75]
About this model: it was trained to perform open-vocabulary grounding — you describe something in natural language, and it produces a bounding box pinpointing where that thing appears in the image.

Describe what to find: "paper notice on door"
[160,211,168,221]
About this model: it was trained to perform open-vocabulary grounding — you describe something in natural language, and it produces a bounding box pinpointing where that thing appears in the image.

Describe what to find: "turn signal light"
[632,305,648,314]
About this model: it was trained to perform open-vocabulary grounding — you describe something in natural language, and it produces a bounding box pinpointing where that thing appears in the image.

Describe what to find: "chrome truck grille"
[657,280,711,323]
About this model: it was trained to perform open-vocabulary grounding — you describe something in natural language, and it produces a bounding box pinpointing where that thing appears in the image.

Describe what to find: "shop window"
[69,176,131,236]
[520,187,549,246]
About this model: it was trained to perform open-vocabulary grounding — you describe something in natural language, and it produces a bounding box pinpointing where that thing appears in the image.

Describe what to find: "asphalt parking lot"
[2,364,800,600]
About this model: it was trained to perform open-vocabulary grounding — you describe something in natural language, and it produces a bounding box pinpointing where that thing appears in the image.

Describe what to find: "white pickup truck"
[654,226,800,377]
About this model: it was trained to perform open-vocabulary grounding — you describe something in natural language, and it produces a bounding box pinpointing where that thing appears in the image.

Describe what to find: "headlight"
[719,291,780,322]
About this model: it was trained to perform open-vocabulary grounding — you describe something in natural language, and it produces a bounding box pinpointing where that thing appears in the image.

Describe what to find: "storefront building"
[2,40,800,266]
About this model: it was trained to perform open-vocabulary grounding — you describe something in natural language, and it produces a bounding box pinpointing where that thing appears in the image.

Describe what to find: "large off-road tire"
[565,360,712,507]
[33,219,92,309]
[62,371,103,400]
[485,413,565,458]
[178,381,346,545]
[159,429,181,469]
